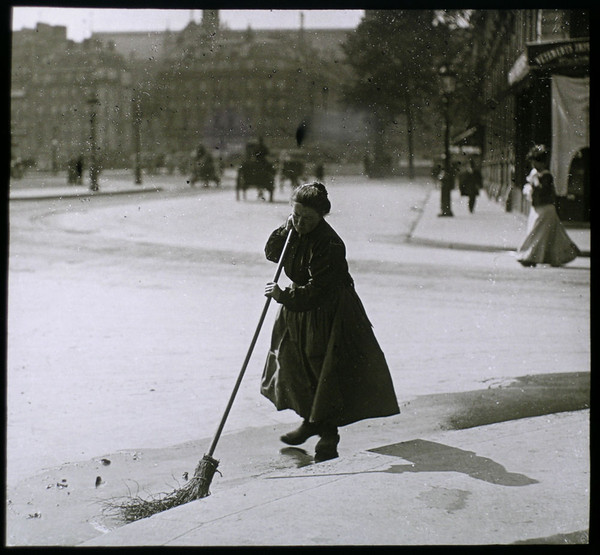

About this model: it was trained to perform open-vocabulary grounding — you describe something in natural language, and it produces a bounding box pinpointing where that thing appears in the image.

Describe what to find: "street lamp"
[438,64,456,217]
[87,94,100,191]
[51,138,59,175]
[132,93,142,185]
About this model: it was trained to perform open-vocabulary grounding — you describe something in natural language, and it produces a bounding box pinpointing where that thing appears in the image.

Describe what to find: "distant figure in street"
[190,144,220,187]
[262,182,400,462]
[254,136,270,161]
[67,158,77,184]
[314,161,325,181]
[459,158,483,213]
[68,156,84,184]
[363,153,372,177]
[75,156,83,184]
[516,145,580,267]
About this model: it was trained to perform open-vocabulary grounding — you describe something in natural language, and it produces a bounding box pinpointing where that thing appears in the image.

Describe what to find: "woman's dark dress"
[261,219,400,427]
[516,170,580,266]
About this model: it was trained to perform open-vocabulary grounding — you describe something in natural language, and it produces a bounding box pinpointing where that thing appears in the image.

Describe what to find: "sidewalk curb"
[9,186,163,201]
[408,188,590,258]
[407,235,517,253]
[407,235,590,258]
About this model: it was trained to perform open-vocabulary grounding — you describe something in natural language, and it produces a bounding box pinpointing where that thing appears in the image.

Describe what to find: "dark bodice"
[265,219,353,312]
[532,170,557,207]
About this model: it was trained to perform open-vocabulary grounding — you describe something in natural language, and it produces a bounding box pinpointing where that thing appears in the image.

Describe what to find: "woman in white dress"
[516,145,580,267]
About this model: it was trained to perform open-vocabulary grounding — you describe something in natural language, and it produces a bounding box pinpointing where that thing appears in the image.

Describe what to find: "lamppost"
[51,138,58,175]
[132,93,142,185]
[87,94,100,191]
[438,64,457,217]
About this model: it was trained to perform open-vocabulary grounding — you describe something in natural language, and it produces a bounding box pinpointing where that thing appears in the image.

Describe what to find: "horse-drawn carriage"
[279,150,307,189]
[235,139,276,201]
[236,158,276,202]
[189,145,221,187]
[280,160,305,188]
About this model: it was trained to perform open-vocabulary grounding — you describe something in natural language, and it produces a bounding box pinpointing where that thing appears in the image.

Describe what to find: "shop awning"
[452,126,479,144]
[451,125,483,155]
[551,75,589,196]
[508,37,589,86]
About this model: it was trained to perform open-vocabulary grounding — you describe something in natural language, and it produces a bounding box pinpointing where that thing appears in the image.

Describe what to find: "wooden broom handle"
[206,227,294,458]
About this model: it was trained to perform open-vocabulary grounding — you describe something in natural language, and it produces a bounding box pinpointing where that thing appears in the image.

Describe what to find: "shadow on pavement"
[369,439,538,486]
[269,439,538,487]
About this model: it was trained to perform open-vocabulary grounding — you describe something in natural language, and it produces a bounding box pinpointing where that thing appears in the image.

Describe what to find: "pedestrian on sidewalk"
[516,145,580,267]
[459,158,483,213]
[262,182,400,462]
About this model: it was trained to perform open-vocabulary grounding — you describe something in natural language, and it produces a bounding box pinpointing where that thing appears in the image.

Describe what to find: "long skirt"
[516,204,580,266]
[261,285,400,427]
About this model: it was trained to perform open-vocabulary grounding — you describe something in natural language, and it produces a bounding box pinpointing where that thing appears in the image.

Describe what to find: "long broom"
[107,227,294,522]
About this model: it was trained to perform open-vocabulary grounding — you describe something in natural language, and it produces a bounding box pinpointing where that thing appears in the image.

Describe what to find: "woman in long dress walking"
[516,145,580,267]
[262,182,400,462]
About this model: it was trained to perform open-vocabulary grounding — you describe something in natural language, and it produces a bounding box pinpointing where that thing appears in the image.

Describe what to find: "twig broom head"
[104,454,219,523]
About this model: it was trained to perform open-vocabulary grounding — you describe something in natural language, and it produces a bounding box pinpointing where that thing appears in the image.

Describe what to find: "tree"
[341,9,476,178]
[432,9,485,145]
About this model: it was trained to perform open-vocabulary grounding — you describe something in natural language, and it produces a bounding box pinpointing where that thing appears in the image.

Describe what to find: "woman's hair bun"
[291,181,331,215]
[527,144,549,162]
[312,182,328,195]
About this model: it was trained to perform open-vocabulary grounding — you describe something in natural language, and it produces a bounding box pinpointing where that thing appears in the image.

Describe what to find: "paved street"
[7,171,441,482]
[6,170,590,545]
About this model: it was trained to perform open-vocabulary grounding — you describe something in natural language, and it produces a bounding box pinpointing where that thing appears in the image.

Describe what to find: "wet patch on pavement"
[513,529,589,544]
[279,447,313,468]
[398,371,589,433]
[441,371,589,430]
[416,486,471,514]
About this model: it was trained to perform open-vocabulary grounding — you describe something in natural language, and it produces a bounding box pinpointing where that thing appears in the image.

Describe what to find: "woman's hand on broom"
[285,214,294,232]
[265,282,283,301]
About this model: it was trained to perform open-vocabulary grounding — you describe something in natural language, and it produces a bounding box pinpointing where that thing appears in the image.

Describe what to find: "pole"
[51,139,58,175]
[439,94,454,217]
[133,96,142,185]
[88,96,99,191]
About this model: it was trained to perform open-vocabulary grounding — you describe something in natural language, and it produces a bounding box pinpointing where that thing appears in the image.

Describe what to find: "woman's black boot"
[314,425,339,463]
[280,420,320,446]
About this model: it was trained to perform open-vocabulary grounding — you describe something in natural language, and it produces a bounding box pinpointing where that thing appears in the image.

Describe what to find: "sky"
[11,7,365,42]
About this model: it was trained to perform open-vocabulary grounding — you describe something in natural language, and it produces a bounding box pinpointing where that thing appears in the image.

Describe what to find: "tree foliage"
[342,10,438,120]
[341,9,480,169]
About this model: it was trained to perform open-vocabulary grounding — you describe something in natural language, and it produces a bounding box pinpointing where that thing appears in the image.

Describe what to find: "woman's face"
[291,202,322,235]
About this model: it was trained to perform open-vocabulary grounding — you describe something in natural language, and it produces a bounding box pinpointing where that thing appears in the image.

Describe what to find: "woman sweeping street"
[262,182,400,462]
[516,145,580,267]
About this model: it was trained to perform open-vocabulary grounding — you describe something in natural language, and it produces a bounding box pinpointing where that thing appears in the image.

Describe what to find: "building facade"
[11,23,133,171]
[130,12,361,167]
[470,9,589,222]
[10,11,362,176]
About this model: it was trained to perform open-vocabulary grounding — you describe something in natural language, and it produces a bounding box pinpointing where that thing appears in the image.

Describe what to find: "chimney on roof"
[299,11,306,52]
[202,10,219,35]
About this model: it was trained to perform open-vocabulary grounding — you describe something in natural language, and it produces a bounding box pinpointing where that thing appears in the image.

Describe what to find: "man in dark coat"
[460,158,483,213]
